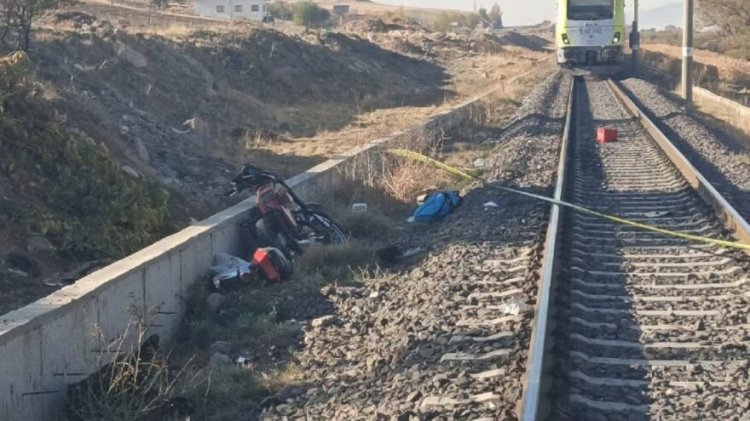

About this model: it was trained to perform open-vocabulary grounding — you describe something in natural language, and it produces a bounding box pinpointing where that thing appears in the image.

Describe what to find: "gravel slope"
[620,78,750,221]
[261,72,571,420]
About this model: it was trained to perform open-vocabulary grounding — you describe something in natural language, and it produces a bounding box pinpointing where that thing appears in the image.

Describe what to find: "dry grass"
[313,0,460,24]
[257,362,305,394]
[644,44,750,86]
[67,319,193,421]
[337,210,394,241]
[181,361,301,420]
[297,242,377,281]
[183,366,268,420]
[381,157,451,202]
[145,23,207,39]
[736,154,750,165]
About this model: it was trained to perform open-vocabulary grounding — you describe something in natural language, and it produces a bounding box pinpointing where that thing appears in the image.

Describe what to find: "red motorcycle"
[227,164,348,260]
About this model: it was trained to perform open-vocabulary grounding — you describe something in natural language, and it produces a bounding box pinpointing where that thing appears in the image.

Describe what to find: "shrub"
[66,323,191,421]
[1,0,58,51]
[432,11,483,32]
[0,58,172,259]
[292,1,330,29]
[267,1,293,21]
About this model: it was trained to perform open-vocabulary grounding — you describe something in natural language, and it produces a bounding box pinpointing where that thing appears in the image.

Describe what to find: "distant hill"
[627,3,682,30]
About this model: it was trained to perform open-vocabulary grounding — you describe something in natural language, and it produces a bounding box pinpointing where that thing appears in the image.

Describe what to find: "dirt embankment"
[640,44,750,104]
[0,57,173,314]
[0,11,452,312]
[35,13,448,184]
[0,6,554,315]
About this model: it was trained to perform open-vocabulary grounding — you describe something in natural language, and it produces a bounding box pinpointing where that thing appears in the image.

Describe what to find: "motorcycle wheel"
[256,211,295,259]
[306,211,348,245]
[265,247,294,280]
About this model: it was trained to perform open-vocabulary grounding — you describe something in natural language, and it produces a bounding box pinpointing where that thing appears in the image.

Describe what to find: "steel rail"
[607,79,750,249]
[519,77,575,421]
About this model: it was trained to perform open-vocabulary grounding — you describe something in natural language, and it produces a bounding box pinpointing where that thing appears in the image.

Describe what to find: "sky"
[375,0,680,26]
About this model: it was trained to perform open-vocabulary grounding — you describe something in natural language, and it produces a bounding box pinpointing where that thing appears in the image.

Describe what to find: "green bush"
[432,11,482,32]
[0,60,172,259]
[267,1,293,21]
[292,1,330,28]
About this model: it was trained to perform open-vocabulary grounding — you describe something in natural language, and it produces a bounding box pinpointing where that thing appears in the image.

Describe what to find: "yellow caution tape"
[387,149,750,251]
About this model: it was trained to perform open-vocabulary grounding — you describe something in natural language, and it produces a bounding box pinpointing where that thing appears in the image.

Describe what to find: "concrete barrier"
[637,60,750,134]
[694,86,750,133]
[0,87,498,420]
[640,49,721,91]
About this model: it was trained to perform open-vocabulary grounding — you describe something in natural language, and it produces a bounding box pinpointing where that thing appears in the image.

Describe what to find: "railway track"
[261,73,750,420]
[522,76,750,420]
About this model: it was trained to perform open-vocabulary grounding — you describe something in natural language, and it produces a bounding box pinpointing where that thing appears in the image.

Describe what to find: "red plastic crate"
[596,128,618,143]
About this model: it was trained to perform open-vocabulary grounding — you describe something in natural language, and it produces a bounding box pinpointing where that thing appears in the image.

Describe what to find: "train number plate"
[579,27,603,35]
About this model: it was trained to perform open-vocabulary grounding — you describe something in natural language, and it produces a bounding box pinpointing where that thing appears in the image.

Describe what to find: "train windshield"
[568,0,614,20]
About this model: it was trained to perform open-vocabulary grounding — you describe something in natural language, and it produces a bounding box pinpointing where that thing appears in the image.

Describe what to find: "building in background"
[194,0,268,20]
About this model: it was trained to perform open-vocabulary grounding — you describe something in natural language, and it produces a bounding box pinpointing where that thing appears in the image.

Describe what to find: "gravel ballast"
[548,77,750,421]
[621,78,750,221]
[261,72,572,420]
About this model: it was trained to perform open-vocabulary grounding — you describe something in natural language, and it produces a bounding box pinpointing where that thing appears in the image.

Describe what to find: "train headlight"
[612,32,621,43]
[562,33,570,45]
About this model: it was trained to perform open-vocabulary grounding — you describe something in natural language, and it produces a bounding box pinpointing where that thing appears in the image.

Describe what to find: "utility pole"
[631,0,639,69]
[682,0,694,105]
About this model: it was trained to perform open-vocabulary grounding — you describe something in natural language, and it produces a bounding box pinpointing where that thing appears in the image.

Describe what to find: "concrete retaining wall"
[0,87,497,420]
[637,56,750,134]
[639,49,750,108]
[640,49,721,91]
[694,86,750,133]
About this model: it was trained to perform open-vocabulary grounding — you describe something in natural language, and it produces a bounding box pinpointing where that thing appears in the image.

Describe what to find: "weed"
[184,367,268,421]
[235,312,276,337]
[66,319,193,421]
[183,281,210,322]
[191,319,231,348]
[297,242,376,282]
[258,362,304,394]
[338,210,394,241]
[382,155,451,202]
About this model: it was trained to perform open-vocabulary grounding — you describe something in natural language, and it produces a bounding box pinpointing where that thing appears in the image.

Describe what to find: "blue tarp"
[412,191,462,222]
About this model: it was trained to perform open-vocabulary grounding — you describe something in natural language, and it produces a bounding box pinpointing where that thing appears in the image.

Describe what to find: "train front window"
[568,0,614,20]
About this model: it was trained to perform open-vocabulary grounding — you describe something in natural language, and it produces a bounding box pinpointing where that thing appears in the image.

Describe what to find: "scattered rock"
[135,138,151,162]
[320,284,336,297]
[114,41,148,68]
[206,293,226,313]
[311,315,337,329]
[406,390,422,403]
[257,72,570,419]
[5,251,39,275]
[209,340,231,354]
[208,352,232,369]
[43,259,111,287]
[397,411,419,421]
[26,235,56,254]
[121,165,140,178]
[4,268,29,278]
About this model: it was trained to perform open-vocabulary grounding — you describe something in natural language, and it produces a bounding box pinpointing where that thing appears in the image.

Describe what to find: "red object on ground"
[596,128,618,143]
[252,248,281,283]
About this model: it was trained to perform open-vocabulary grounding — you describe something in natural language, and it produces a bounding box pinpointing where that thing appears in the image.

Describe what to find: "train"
[556,0,626,73]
